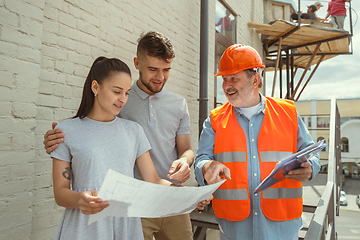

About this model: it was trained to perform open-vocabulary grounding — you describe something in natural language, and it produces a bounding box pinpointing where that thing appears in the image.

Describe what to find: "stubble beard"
[227,79,256,108]
[139,74,165,94]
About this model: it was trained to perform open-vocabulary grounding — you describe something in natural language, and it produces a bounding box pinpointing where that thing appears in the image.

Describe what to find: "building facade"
[0,0,264,239]
[263,0,296,23]
[295,99,360,178]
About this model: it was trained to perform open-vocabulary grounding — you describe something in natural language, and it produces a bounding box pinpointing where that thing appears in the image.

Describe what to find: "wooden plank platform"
[250,20,351,72]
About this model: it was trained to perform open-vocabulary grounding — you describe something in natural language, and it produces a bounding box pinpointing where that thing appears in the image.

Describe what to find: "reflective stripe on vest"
[214,189,248,200]
[260,151,293,162]
[263,187,302,199]
[214,151,246,163]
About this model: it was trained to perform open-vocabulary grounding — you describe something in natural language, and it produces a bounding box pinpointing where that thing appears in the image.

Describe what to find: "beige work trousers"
[141,214,192,240]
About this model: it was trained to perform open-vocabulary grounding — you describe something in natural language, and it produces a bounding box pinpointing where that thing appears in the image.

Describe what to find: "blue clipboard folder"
[254,140,328,194]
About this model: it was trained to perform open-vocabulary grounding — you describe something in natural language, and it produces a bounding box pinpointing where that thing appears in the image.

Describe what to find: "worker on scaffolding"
[194,44,321,240]
[323,0,350,30]
[314,1,325,21]
[291,4,318,21]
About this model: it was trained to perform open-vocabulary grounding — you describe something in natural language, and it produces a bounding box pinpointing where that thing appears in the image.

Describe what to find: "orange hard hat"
[214,44,265,76]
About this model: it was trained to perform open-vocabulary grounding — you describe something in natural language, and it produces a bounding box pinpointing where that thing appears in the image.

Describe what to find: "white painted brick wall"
[12,103,37,119]
[1,0,43,238]
[0,0,263,238]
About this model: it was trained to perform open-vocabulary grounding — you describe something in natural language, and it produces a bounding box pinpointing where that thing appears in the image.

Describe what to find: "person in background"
[314,1,324,11]
[291,5,318,21]
[216,9,233,40]
[314,1,325,21]
[44,32,212,240]
[194,44,321,240]
[216,9,232,32]
[323,0,350,30]
[51,57,175,240]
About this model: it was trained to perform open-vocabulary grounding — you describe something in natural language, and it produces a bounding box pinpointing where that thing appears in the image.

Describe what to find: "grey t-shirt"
[119,80,190,184]
[51,117,150,240]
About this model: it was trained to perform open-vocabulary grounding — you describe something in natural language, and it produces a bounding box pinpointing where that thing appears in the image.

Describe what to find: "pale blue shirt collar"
[133,79,165,100]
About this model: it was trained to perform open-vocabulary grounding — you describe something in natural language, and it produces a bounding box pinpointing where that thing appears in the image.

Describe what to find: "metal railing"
[304,99,341,240]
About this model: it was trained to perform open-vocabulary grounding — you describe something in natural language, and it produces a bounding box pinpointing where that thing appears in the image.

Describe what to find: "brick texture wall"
[0,0,263,239]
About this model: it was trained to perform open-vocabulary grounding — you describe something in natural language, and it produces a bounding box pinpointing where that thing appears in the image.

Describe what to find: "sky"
[264,0,360,101]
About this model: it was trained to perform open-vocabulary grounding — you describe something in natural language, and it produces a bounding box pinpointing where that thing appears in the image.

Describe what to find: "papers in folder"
[254,140,327,194]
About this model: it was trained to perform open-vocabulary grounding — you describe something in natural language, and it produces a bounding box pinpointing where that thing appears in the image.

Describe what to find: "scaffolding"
[249,0,353,101]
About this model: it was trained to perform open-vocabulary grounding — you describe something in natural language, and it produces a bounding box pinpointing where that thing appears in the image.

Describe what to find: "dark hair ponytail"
[74,57,131,119]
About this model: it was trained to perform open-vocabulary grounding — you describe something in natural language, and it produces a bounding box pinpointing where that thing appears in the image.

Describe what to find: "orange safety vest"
[210,97,302,222]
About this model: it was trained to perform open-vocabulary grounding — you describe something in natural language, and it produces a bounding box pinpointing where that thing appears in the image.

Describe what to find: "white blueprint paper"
[88,169,225,225]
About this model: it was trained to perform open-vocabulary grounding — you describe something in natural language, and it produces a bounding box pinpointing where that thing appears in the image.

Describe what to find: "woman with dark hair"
[51,57,172,240]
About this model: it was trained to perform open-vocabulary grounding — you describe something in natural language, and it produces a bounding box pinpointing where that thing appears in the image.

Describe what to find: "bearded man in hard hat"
[194,44,321,240]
